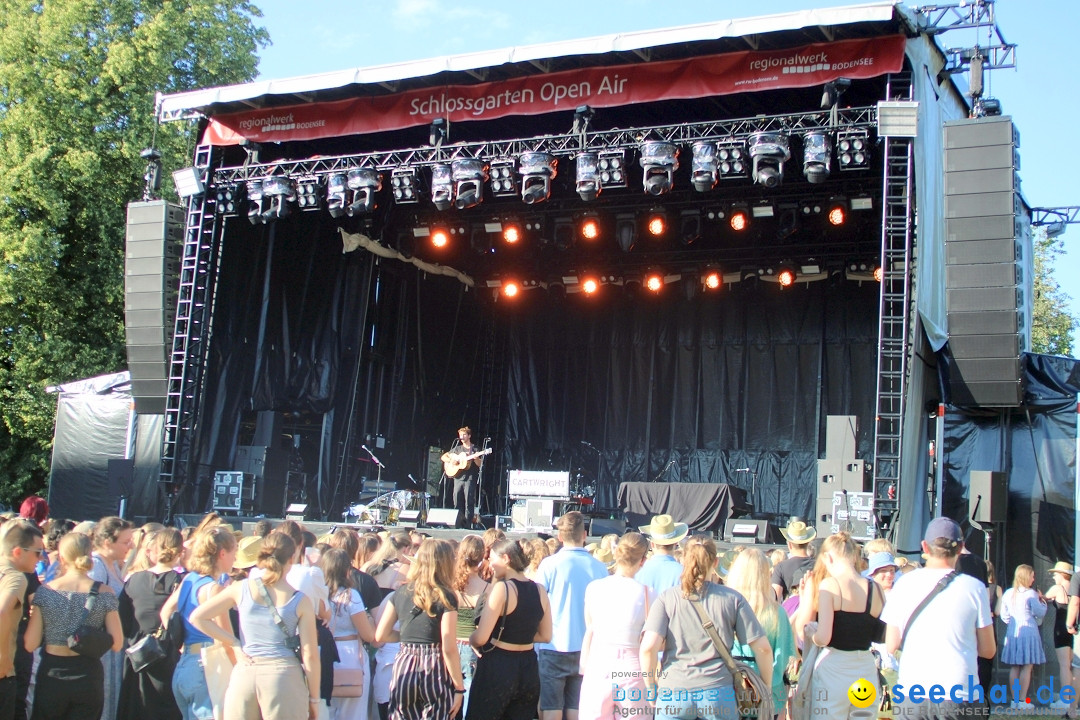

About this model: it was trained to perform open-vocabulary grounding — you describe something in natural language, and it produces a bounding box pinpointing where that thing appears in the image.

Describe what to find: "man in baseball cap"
[881,517,995,716]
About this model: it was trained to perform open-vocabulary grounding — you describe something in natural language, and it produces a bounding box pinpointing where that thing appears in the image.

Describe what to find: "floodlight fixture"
[214,183,242,216]
[391,167,419,204]
[749,132,790,188]
[827,197,849,226]
[346,168,382,216]
[501,280,520,299]
[326,173,348,218]
[837,130,870,170]
[639,141,679,196]
[644,272,665,293]
[581,277,600,295]
[489,159,517,197]
[430,228,450,249]
[502,224,521,244]
[775,263,797,288]
[519,152,557,205]
[172,166,205,199]
[576,152,600,201]
[690,142,718,192]
[295,176,322,211]
[702,268,722,290]
[452,159,488,210]
[802,131,833,184]
[598,149,628,189]
[579,213,601,241]
[431,164,454,211]
[645,209,667,238]
[716,141,749,179]
[728,204,750,232]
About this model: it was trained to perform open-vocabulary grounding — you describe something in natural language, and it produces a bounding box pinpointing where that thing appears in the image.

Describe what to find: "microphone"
[362,444,384,467]
[733,468,751,473]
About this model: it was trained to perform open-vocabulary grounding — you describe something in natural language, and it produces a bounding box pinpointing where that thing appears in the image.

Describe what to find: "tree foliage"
[0,1,268,506]
[1030,229,1077,357]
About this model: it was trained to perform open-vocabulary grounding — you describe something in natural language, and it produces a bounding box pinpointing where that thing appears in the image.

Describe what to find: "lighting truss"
[211,106,878,185]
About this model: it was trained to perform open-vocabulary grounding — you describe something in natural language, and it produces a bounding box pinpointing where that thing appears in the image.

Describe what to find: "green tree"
[1030,229,1077,357]
[0,1,268,506]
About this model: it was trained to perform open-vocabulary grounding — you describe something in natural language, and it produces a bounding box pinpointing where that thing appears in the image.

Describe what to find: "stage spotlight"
[326,173,348,218]
[646,210,667,238]
[502,224,521,244]
[837,130,870,170]
[703,269,722,290]
[501,280,520,298]
[489,159,517,198]
[598,149,628,189]
[749,132,790,188]
[579,214,601,241]
[553,219,575,251]
[295,176,322,211]
[346,168,381,216]
[680,209,702,246]
[728,204,749,232]
[576,152,601,202]
[390,167,419,204]
[827,197,849,226]
[874,265,884,282]
[581,277,600,295]
[639,141,679,196]
[452,159,487,210]
[716,141,749,179]
[519,152,557,205]
[431,164,454,210]
[430,229,450,249]
[802,131,832,184]
[645,272,664,293]
[246,179,264,225]
[214,183,242,217]
[691,142,718,192]
[615,213,637,252]
[261,176,295,223]
[776,264,797,287]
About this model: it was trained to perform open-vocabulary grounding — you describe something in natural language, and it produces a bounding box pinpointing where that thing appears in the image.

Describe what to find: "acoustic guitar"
[441,447,492,477]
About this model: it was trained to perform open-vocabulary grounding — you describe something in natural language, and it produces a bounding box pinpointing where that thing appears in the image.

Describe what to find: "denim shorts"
[538,649,582,711]
[172,653,214,720]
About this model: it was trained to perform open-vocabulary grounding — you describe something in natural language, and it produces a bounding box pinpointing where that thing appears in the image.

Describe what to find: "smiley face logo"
[848,678,877,708]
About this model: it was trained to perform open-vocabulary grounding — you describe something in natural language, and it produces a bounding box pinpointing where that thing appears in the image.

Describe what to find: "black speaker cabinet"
[968,471,1008,524]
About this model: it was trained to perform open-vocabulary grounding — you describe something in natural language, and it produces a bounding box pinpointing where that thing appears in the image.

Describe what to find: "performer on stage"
[441,427,484,529]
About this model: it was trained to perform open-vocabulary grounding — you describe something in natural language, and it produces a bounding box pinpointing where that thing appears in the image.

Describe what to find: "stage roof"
[157,2,914,122]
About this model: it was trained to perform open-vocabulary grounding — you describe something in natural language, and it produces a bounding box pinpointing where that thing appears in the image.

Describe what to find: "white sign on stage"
[508,470,570,499]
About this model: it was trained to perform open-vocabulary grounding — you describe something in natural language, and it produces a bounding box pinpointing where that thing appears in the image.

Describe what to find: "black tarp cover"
[942,352,1079,581]
[48,372,163,521]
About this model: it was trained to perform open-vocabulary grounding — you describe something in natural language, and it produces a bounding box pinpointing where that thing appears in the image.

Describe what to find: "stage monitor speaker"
[725,518,769,544]
[397,510,421,529]
[589,517,626,538]
[124,200,183,416]
[427,508,460,528]
[969,471,1008,524]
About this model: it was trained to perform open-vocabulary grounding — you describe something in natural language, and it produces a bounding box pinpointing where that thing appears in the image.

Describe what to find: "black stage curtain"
[941,352,1080,582]
[499,281,880,518]
[619,482,750,534]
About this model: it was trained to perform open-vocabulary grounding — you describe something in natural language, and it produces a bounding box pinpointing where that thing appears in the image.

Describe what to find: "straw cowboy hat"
[779,519,817,544]
[639,514,689,546]
[1050,562,1075,577]
[234,535,263,570]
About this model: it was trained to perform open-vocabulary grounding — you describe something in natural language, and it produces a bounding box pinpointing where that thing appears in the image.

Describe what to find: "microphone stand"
[362,445,385,501]
[474,437,491,528]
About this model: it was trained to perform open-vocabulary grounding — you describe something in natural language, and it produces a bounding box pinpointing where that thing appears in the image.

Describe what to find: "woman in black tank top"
[466,540,552,720]
[805,532,884,720]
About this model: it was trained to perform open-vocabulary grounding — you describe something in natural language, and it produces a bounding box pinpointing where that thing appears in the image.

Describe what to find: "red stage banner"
[202,35,906,146]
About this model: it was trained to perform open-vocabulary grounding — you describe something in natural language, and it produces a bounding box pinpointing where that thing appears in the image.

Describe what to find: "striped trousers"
[389,643,454,720]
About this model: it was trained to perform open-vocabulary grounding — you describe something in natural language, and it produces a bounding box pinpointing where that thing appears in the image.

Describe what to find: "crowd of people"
[0,498,1074,720]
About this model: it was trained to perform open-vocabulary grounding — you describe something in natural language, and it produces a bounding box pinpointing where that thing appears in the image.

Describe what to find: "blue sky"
[252,0,1079,346]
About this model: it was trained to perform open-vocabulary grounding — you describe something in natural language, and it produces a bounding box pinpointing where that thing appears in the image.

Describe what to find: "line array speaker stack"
[124,200,183,415]
[943,116,1031,407]
[814,416,865,537]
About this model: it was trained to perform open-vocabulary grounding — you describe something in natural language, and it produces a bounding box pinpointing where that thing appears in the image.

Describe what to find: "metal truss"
[915,1,1016,74]
[210,106,878,186]
[1031,206,1080,227]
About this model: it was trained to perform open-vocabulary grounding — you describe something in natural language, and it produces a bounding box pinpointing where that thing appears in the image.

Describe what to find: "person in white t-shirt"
[881,517,995,718]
